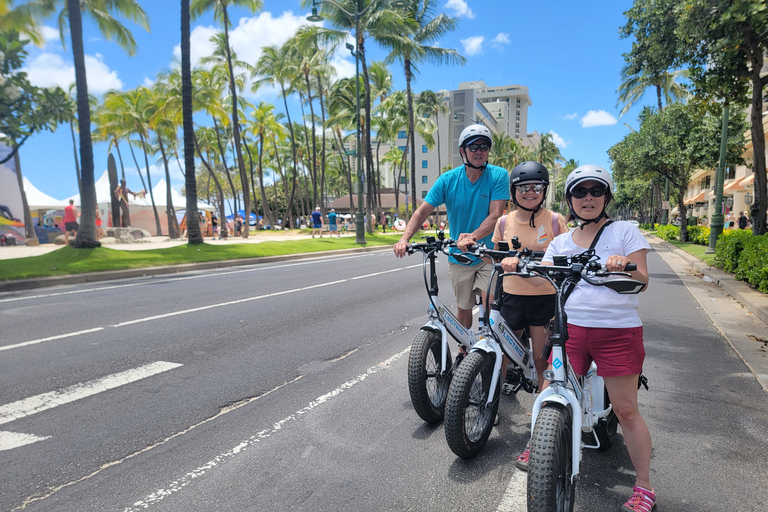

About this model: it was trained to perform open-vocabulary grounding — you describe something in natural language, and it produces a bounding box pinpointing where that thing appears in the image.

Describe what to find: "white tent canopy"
[65,171,214,211]
[22,177,67,210]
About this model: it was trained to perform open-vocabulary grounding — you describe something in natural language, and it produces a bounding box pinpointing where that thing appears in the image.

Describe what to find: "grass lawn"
[645,229,717,267]
[0,233,402,281]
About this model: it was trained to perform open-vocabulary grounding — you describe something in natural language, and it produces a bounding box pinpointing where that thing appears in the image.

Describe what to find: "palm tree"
[534,132,564,170]
[180,0,202,243]
[616,65,690,117]
[48,0,149,247]
[191,0,262,237]
[381,0,464,215]
[102,87,163,234]
[415,89,449,178]
[253,43,301,224]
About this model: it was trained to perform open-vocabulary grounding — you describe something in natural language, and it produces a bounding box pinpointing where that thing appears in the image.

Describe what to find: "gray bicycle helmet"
[510,161,550,227]
[565,164,614,228]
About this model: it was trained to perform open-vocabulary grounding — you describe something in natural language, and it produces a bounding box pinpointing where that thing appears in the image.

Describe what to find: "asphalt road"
[1,244,766,512]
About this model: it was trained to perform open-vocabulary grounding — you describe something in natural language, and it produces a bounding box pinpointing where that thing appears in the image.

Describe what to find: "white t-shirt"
[543,221,651,328]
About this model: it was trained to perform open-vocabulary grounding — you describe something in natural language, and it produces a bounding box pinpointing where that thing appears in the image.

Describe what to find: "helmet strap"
[460,149,487,171]
[567,197,607,229]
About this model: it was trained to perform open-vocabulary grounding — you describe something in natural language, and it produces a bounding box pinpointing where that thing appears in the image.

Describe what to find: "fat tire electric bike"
[514,250,646,512]
[405,232,488,424]
[442,240,547,459]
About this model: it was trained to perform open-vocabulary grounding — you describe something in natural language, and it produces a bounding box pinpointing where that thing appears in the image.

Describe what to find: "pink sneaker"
[515,441,530,471]
[621,486,656,512]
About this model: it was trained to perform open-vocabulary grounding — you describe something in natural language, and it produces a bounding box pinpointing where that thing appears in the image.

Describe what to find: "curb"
[651,236,768,327]
[0,245,391,293]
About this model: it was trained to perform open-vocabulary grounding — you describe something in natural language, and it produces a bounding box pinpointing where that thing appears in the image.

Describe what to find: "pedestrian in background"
[63,199,80,245]
[311,207,323,238]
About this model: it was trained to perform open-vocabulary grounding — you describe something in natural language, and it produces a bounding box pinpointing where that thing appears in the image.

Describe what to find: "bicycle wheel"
[444,351,500,459]
[593,384,618,451]
[527,405,575,512]
[407,330,452,424]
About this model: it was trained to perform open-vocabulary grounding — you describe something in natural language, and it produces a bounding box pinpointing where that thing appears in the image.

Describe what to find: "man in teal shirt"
[327,209,339,237]
[393,124,509,330]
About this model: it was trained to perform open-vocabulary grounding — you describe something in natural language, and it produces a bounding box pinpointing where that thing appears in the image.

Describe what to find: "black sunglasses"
[466,143,490,153]
[571,185,607,199]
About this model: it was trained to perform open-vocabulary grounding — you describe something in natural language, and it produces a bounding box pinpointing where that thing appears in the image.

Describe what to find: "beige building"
[377,80,539,205]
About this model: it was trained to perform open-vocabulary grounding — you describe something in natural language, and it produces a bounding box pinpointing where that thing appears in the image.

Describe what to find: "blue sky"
[17,0,647,200]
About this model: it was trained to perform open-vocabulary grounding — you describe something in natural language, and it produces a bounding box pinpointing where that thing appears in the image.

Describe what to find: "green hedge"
[655,224,680,241]
[687,226,710,245]
[714,230,768,292]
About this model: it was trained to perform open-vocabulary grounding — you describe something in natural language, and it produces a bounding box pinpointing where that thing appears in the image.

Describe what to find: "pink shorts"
[565,324,645,377]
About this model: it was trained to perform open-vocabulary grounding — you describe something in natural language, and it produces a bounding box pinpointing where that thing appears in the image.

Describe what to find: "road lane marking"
[123,348,411,511]
[496,469,527,511]
[2,263,421,353]
[0,361,182,425]
[0,327,105,353]
[0,431,52,451]
[0,252,381,304]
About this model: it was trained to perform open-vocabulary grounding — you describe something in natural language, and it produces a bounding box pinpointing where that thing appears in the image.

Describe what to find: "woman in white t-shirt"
[501,165,655,512]
[491,161,568,468]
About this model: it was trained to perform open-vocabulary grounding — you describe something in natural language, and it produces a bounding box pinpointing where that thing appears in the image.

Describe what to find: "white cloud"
[460,36,484,56]
[173,11,309,98]
[562,112,578,120]
[491,33,510,49]
[549,130,568,149]
[580,110,617,127]
[445,0,475,19]
[41,25,60,44]
[22,52,123,93]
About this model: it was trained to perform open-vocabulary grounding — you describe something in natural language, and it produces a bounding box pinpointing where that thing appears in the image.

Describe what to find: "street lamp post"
[307,0,369,245]
[706,104,729,254]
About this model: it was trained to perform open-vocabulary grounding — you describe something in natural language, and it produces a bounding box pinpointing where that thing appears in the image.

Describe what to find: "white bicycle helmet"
[458,124,492,148]
[565,164,613,194]
[565,164,614,228]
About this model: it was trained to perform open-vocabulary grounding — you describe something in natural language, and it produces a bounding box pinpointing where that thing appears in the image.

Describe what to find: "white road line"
[0,430,52,451]
[0,253,379,304]
[0,327,105,353]
[2,263,421,353]
[496,469,527,511]
[0,361,182,425]
[123,348,410,511]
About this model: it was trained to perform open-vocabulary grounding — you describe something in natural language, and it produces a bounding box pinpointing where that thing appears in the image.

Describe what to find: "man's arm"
[456,199,506,251]
[393,202,436,258]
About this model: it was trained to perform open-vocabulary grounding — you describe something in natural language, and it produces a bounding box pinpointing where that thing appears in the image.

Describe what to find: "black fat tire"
[444,351,500,459]
[593,384,618,451]
[408,330,452,424]
[527,406,575,512]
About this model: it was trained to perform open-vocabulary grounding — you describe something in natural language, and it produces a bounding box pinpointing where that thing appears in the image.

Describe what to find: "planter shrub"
[656,224,680,241]
[715,229,753,273]
[735,233,768,293]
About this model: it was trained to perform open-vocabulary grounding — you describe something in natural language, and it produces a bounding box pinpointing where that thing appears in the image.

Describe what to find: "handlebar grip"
[625,263,637,271]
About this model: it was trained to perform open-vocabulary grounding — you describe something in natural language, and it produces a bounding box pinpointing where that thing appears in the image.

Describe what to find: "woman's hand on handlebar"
[604,254,633,272]
[500,256,520,273]
[393,239,409,258]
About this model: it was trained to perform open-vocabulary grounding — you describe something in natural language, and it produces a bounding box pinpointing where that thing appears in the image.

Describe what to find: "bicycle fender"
[470,339,504,406]
[531,387,583,482]
[420,322,450,372]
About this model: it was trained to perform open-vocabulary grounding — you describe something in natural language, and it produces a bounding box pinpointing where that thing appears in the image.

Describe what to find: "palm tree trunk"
[181,0,202,244]
[280,83,300,226]
[127,142,148,193]
[315,73,327,216]
[158,136,180,238]
[213,118,239,214]
[221,7,250,238]
[66,0,98,247]
[303,73,320,211]
[69,120,81,196]
[298,92,317,209]
[194,135,226,238]
[360,38,375,232]
[139,132,162,235]
[257,135,274,226]
[405,58,417,215]
[242,134,260,233]
[13,151,39,245]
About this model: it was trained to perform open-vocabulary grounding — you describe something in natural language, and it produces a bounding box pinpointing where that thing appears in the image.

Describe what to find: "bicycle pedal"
[502,382,520,395]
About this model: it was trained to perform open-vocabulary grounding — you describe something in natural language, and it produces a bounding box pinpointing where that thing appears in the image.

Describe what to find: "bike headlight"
[543,369,555,383]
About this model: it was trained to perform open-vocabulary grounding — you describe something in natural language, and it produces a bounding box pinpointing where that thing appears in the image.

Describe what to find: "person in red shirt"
[63,199,80,245]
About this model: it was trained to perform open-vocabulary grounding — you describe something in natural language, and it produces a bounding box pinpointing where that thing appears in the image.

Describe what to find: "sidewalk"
[0,230,397,291]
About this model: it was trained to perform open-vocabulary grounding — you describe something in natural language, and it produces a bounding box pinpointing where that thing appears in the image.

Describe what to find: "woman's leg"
[603,374,652,490]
